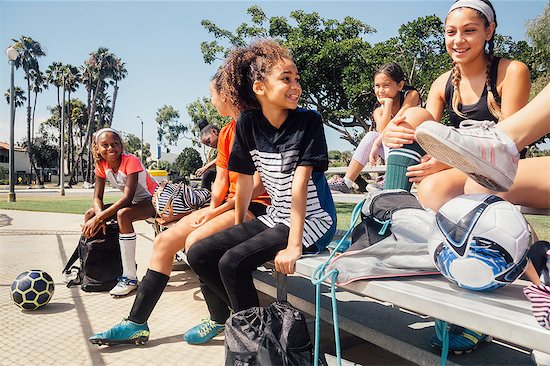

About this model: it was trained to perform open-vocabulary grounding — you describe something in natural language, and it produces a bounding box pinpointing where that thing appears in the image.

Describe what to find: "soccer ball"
[428,194,531,291]
[10,270,55,310]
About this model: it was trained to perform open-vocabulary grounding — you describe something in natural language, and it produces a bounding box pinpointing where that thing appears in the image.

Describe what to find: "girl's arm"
[195,158,217,177]
[424,73,448,123]
[498,59,530,119]
[209,165,229,209]
[374,101,393,133]
[235,173,254,225]
[274,165,312,275]
[368,133,384,166]
[92,177,106,215]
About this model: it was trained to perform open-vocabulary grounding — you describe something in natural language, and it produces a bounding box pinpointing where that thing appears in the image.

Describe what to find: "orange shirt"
[217,120,270,206]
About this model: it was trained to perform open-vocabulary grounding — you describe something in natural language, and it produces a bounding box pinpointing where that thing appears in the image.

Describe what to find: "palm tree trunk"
[109,82,119,126]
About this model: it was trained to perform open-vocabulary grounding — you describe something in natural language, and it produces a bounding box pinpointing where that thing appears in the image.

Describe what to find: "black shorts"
[248,202,267,218]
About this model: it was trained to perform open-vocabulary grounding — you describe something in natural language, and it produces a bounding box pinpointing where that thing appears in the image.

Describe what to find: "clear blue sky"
[0,0,546,156]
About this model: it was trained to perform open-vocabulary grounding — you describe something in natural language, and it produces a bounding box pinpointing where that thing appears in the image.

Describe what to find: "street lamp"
[60,73,65,196]
[136,116,144,164]
[6,46,18,202]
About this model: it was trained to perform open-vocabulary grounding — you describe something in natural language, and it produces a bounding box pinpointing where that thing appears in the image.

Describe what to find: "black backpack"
[62,221,122,292]
[225,301,313,366]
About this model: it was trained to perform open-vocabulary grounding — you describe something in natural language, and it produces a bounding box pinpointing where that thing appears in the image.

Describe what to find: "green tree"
[4,86,27,108]
[124,133,151,163]
[173,147,203,183]
[108,57,127,124]
[156,105,186,149]
[11,36,46,186]
[526,1,549,80]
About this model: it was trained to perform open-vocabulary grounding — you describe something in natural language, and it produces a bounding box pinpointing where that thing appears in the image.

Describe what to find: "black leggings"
[186,219,290,323]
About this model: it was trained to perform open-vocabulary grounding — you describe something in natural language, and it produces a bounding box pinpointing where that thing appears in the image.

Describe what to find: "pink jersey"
[94,153,158,203]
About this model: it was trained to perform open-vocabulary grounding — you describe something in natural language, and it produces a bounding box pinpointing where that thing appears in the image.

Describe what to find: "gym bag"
[62,221,122,292]
[225,301,313,366]
[152,180,211,224]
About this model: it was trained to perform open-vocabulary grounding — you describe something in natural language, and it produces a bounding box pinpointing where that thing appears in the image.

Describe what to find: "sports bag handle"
[310,200,364,366]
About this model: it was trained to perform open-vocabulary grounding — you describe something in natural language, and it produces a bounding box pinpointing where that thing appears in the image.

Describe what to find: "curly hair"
[448,0,502,120]
[221,39,293,115]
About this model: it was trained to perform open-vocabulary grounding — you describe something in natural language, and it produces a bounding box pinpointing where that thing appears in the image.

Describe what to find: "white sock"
[497,128,519,156]
[119,232,137,280]
[344,177,355,189]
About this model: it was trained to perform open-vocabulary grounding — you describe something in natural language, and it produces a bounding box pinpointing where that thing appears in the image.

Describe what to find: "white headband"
[95,128,122,143]
[448,0,495,24]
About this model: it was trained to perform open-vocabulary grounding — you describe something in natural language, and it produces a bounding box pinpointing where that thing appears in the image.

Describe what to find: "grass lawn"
[1,198,548,242]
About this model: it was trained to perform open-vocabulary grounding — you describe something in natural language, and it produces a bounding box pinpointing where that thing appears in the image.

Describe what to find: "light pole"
[136,116,144,163]
[6,46,18,202]
[60,73,65,196]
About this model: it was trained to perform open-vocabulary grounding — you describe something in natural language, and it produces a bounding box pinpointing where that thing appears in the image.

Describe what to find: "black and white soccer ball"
[428,194,531,291]
[10,270,55,310]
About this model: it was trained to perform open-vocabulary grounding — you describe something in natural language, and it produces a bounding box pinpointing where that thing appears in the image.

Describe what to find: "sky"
[0,0,547,158]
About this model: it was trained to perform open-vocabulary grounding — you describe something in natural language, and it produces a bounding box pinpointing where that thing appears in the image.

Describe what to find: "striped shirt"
[228,108,336,250]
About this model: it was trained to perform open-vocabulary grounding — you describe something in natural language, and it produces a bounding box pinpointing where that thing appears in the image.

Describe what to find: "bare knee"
[152,232,181,259]
[185,230,204,252]
[402,107,435,130]
[417,175,450,211]
[84,208,95,222]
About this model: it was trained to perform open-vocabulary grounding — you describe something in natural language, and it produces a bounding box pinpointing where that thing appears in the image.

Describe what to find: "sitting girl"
[82,128,157,297]
[329,62,420,193]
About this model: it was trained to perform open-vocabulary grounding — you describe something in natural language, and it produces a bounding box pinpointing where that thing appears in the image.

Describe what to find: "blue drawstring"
[435,319,449,366]
[311,200,364,366]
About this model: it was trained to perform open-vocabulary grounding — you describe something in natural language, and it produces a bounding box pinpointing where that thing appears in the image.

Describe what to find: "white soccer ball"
[428,194,531,291]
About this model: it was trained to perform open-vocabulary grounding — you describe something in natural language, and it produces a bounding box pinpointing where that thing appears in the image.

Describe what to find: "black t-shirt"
[228,108,336,250]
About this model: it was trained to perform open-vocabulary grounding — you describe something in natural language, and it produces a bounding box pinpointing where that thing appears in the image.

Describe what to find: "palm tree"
[11,36,46,186]
[29,69,47,139]
[63,64,81,182]
[71,47,116,184]
[4,86,27,108]
[108,57,127,125]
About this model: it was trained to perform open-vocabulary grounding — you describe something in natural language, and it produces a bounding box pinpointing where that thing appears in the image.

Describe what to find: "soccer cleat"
[415,120,518,192]
[328,180,354,194]
[89,319,150,346]
[109,277,138,297]
[431,325,491,354]
[183,318,225,345]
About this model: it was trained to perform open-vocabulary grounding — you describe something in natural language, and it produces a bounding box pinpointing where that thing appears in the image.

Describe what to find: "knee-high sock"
[384,142,425,191]
[128,269,169,324]
[119,232,137,279]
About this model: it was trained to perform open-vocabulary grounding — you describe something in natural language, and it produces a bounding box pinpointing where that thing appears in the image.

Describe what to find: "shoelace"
[458,120,497,137]
[197,319,219,337]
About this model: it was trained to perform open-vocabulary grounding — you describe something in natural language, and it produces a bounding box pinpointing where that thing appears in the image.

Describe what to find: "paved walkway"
[1,210,225,366]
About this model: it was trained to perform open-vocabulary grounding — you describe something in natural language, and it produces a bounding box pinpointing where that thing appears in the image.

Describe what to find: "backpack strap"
[311,200,364,366]
[62,242,81,274]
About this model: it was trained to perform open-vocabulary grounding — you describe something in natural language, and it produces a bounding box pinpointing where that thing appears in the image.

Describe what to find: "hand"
[378,97,393,107]
[190,207,215,227]
[405,155,449,183]
[382,116,416,148]
[274,246,302,275]
[81,216,105,238]
[195,166,207,177]
[368,146,379,166]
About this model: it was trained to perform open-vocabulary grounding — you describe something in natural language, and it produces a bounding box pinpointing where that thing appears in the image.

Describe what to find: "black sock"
[128,269,169,324]
[384,142,425,191]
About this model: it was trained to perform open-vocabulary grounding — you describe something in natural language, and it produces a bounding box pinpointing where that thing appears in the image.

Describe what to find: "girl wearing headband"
[82,127,157,297]
[381,0,532,354]
[382,0,532,211]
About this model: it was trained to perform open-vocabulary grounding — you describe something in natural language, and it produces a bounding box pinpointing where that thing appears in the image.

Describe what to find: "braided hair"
[221,39,293,115]
[448,0,502,120]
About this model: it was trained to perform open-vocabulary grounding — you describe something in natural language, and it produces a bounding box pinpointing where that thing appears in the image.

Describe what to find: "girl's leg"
[219,223,289,312]
[115,199,157,289]
[345,131,380,184]
[384,107,433,190]
[186,219,272,323]
[464,157,550,209]
[417,168,468,211]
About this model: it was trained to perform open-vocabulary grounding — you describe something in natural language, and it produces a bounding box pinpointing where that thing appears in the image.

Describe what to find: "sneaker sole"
[110,287,138,298]
[416,130,512,192]
[89,335,149,346]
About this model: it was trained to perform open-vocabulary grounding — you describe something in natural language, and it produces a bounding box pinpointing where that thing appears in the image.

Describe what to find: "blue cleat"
[183,318,224,345]
[431,325,491,354]
[89,319,150,346]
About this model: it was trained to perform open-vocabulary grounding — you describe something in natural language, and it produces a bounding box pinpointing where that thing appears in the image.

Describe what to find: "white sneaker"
[415,120,519,192]
[109,276,138,297]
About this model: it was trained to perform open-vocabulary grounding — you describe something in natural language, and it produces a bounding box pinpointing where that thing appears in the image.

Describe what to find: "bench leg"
[275,271,287,302]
